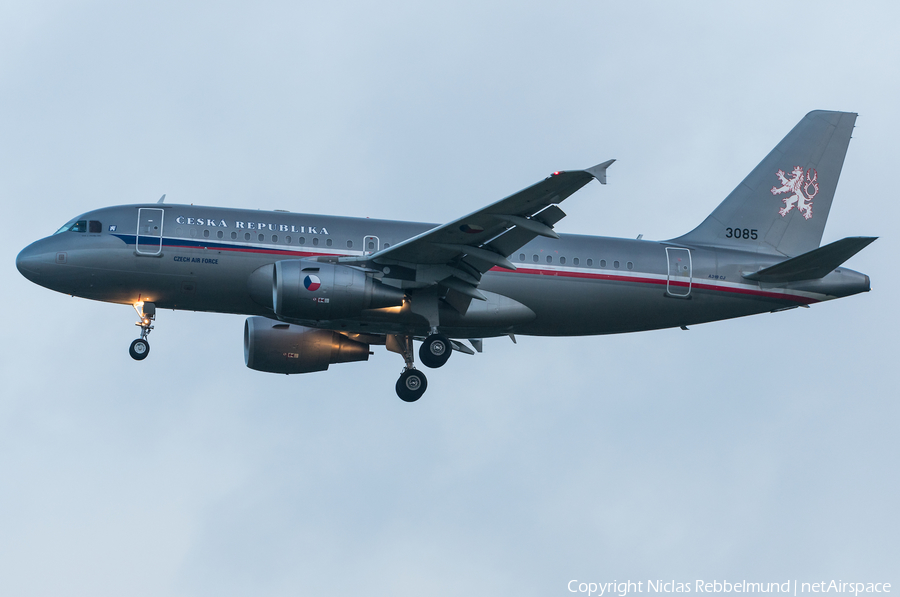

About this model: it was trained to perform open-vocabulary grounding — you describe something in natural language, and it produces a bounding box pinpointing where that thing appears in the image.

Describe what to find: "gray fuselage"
[15,203,871,339]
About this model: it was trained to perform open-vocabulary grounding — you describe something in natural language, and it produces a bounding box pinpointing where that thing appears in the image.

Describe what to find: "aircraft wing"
[341,160,614,287]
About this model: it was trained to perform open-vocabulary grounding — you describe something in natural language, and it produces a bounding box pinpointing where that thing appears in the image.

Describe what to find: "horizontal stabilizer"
[743,237,876,283]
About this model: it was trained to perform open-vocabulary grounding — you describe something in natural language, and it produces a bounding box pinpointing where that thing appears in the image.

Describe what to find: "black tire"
[395,369,427,402]
[419,334,452,369]
[129,338,150,361]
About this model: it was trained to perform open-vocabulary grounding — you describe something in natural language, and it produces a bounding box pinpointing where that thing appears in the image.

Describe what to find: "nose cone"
[16,243,43,282]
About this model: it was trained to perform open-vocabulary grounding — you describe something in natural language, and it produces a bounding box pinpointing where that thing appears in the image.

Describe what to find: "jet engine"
[272,260,405,320]
[244,316,370,374]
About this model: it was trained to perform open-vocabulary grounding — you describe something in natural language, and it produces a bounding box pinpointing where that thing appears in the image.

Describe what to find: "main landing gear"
[392,331,454,402]
[129,301,155,361]
[419,333,452,369]
[392,335,427,402]
[396,368,428,403]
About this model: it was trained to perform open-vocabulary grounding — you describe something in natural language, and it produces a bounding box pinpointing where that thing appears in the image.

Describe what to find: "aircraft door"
[666,247,692,297]
[363,235,379,256]
[136,208,165,255]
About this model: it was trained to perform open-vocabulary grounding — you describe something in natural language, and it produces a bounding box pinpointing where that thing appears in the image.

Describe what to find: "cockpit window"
[88,220,102,233]
[55,220,88,234]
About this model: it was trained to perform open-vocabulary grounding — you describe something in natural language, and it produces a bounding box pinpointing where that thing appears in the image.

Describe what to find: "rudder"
[674,110,857,257]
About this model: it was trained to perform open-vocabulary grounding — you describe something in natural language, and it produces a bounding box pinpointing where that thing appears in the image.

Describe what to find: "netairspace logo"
[567,581,892,597]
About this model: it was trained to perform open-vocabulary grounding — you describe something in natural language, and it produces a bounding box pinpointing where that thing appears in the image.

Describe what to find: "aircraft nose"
[16,243,43,282]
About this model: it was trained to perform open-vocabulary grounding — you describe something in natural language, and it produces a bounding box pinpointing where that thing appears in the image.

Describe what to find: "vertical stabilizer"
[674,110,856,257]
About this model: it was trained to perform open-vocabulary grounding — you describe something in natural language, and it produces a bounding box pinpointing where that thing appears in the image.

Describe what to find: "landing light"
[133,300,153,318]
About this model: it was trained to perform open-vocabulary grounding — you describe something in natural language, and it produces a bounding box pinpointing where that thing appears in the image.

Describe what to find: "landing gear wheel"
[396,369,428,402]
[129,338,150,361]
[419,334,452,369]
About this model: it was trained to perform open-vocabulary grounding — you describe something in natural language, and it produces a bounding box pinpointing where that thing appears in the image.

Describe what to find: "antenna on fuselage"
[157,194,166,204]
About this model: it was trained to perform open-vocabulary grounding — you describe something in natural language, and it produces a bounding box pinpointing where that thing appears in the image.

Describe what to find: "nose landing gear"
[130,301,155,361]
[129,338,150,360]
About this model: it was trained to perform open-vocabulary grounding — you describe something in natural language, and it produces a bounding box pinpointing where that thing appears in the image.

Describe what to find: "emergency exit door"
[666,247,692,297]
[363,235,379,255]
[136,208,164,255]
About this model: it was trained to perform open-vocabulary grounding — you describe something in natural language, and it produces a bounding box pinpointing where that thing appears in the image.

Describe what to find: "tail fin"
[674,110,857,257]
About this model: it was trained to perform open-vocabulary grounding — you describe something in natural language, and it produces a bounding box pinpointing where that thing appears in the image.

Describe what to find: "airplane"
[16,110,875,402]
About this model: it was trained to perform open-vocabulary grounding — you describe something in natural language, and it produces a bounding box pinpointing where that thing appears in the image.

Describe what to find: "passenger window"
[600,259,606,268]
[347,240,353,248]
[573,257,579,265]
[231,231,237,240]
[533,255,539,263]
[258,233,264,241]
[326,238,333,247]
[367,241,374,249]
[546,255,553,263]
[299,237,306,245]
[71,220,87,233]
[217,230,223,239]
[203,230,210,238]
[244,232,251,241]
[272,235,278,242]
[384,243,390,248]
[313,238,319,246]
[176,227,183,236]
[286,236,292,244]
[88,220,102,233]
[519,253,525,261]
[627,261,633,270]
[614,260,620,269]
[560,256,566,265]
[587,259,593,266]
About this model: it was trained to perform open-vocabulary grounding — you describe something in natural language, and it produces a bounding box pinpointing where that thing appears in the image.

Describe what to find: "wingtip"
[585,159,616,184]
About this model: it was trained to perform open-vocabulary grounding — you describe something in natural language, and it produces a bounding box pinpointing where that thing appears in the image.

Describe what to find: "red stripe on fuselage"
[489,266,820,305]
[162,241,820,305]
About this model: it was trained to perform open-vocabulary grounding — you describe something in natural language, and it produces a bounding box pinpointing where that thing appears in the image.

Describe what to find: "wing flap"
[485,226,541,260]
[534,205,566,227]
[495,214,559,239]
[439,276,487,301]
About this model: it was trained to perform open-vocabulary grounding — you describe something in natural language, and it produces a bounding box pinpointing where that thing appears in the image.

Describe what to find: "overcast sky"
[1,1,897,595]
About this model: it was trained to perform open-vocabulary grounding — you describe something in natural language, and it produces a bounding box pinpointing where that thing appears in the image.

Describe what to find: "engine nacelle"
[244,316,370,374]
[272,260,405,320]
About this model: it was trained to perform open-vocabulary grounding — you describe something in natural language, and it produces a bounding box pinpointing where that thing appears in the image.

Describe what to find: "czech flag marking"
[303,274,321,291]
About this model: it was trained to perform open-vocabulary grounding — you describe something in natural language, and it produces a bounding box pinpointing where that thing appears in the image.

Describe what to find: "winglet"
[157,194,166,204]
[585,159,616,185]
